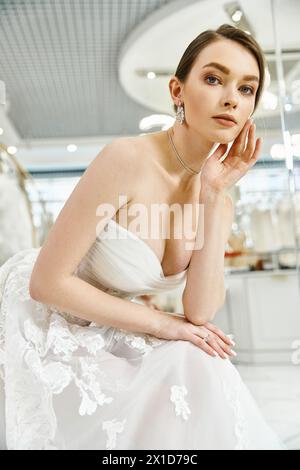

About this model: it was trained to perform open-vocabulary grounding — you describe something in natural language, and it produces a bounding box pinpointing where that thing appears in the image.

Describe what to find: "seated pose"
[0,24,286,450]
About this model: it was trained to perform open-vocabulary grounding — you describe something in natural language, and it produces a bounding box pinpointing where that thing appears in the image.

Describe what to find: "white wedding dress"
[0,218,287,450]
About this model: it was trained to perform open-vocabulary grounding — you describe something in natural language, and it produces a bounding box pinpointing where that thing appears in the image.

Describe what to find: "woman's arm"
[182,119,261,325]
[31,273,165,335]
[29,137,164,336]
[182,190,234,325]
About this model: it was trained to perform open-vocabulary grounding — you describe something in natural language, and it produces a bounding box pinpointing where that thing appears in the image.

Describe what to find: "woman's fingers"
[231,119,252,154]
[203,322,234,346]
[191,335,219,357]
[250,136,263,162]
[139,294,161,310]
[204,335,232,359]
[213,336,236,358]
[192,329,235,359]
[196,324,237,359]
[243,123,256,161]
[226,126,262,177]
[147,301,160,310]
[235,121,262,162]
[229,119,261,164]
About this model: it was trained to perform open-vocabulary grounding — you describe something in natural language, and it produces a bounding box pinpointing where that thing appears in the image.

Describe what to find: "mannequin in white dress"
[0,24,287,449]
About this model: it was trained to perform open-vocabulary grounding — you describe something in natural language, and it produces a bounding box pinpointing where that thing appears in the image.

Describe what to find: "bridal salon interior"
[0,0,300,450]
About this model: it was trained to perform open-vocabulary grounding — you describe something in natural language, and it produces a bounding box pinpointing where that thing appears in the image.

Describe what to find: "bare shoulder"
[94,136,143,175]
[29,135,145,297]
[98,135,162,186]
[99,133,161,180]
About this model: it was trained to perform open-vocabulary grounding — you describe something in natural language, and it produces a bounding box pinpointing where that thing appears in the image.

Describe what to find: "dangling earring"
[176,101,185,124]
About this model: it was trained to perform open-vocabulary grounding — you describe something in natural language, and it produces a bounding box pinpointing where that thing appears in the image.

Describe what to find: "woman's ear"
[169,76,184,104]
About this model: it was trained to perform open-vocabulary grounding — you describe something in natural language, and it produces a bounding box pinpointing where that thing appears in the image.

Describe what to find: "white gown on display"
[0,173,34,265]
[0,219,287,450]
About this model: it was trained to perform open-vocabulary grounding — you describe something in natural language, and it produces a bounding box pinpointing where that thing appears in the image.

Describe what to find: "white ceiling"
[0,0,173,140]
[0,0,299,166]
[119,0,300,123]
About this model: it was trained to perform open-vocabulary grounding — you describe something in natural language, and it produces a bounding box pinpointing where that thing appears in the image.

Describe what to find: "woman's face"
[179,39,260,144]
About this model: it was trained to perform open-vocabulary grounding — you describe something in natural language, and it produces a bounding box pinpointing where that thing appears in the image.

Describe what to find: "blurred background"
[0,0,300,449]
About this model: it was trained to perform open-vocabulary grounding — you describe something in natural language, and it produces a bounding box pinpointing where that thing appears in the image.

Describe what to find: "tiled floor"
[237,364,300,450]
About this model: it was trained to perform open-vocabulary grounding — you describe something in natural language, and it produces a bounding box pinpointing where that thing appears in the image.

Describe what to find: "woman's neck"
[163,123,216,183]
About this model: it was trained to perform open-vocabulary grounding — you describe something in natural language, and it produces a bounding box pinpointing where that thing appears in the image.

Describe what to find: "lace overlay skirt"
[0,249,287,450]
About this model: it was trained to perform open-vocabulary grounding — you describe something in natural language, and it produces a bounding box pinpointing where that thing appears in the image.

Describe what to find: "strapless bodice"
[74,218,187,301]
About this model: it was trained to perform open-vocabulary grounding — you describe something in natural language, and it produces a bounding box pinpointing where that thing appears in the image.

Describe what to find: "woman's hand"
[154,311,236,359]
[200,118,262,194]
[137,294,161,310]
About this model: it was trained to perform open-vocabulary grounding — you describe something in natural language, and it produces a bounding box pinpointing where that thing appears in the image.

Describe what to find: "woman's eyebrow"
[202,62,259,83]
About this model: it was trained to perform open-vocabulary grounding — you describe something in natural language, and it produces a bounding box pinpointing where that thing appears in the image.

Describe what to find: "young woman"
[0,24,287,450]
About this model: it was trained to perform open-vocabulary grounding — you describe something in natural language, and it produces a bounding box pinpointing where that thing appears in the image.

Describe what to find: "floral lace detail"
[112,329,164,356]
[0,250,39,303]
[147,335,164,347]
[24,349,73,394]
[0,300,5,380]
[6,318,118,448]
[0,249,40,380]
[222,379,251,450]
[0,249,128,449]
[5,370,59,449]
[24,313,107,360]
[0,248,287,450]
[24,315,121,408]
[102,418,127,450]
[75,358,114,416]
[49,306,91,327]
[170,385,191,421]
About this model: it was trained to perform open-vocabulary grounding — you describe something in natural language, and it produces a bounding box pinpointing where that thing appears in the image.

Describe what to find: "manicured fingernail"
[223,353,228,359]
[213,351,218,357]
[229,339,235,346]
[230,350,237,356]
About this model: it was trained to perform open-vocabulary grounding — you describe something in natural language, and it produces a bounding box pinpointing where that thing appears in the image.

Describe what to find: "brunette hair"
[172,24,267,115]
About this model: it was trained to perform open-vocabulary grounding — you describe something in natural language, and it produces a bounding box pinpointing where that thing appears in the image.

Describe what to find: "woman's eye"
[205,75,219,85]
[205,75,254,95]
[240,86,254,95]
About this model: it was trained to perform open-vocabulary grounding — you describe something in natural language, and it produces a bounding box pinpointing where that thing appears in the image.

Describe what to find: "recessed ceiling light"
[67,144,77,152]
[7,146,17,155]
[147,72,156,80]
[232,10,243,22]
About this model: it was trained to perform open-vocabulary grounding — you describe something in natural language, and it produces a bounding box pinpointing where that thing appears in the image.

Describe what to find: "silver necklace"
[167,129,201,175]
